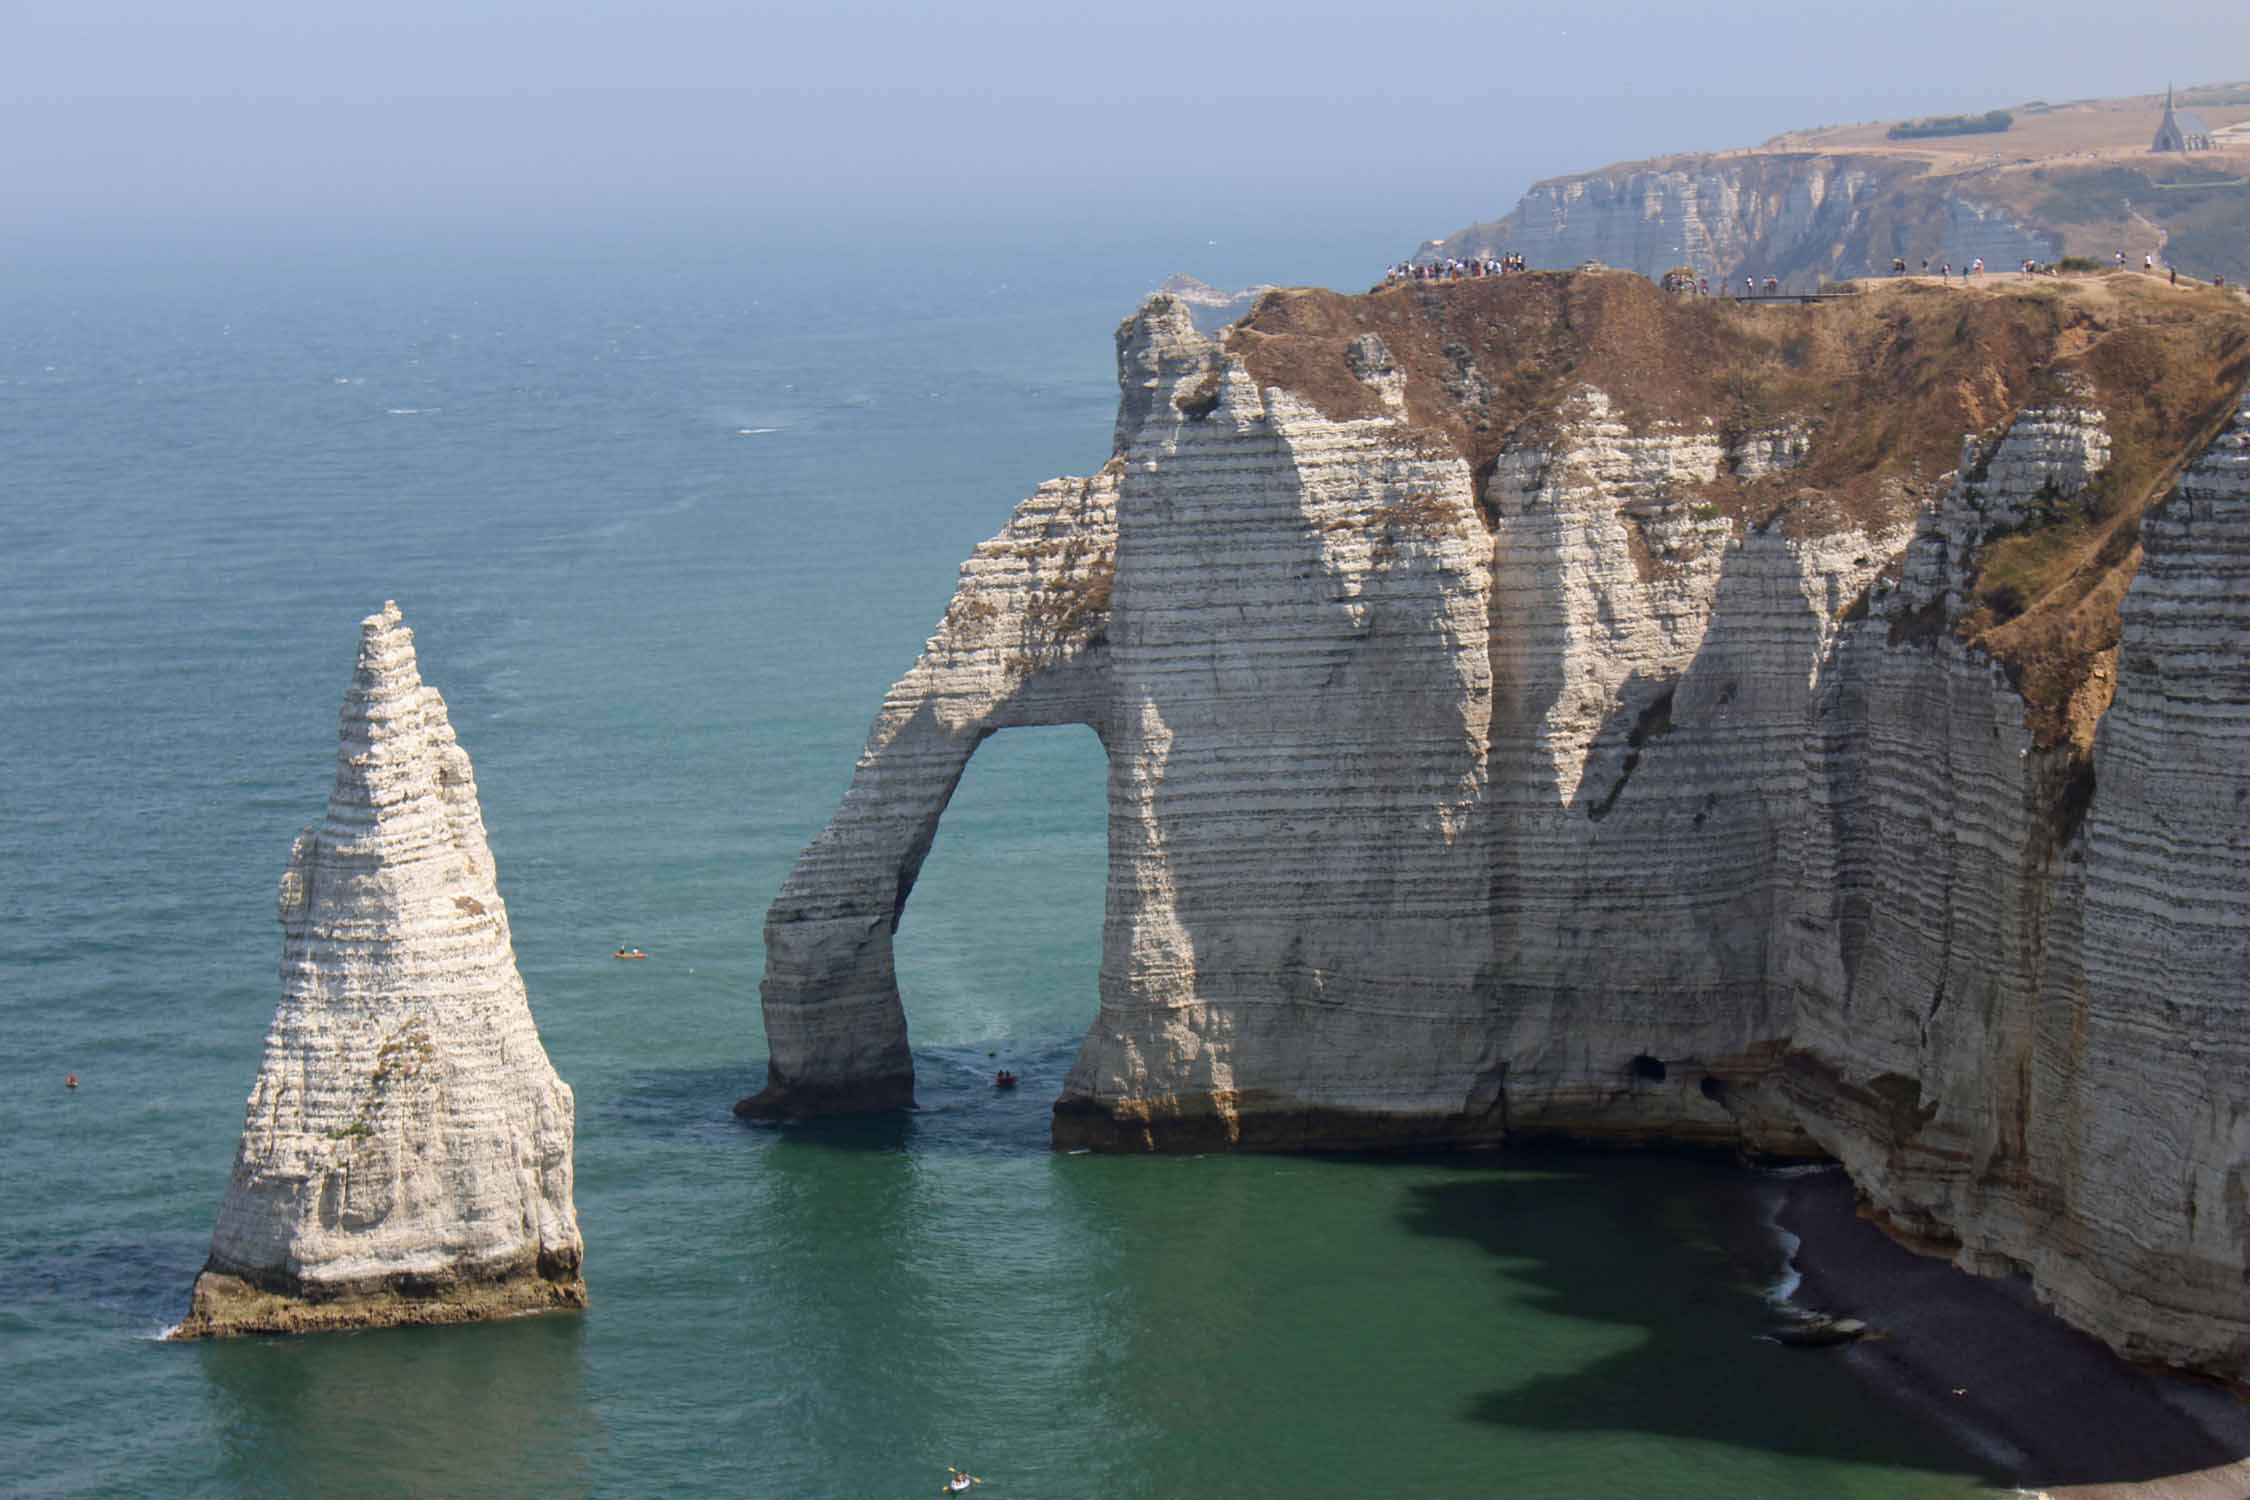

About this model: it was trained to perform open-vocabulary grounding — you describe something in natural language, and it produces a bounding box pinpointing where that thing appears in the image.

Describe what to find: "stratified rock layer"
[2062,389,2250,1372]
[1071,307,1502,1149]
[174,602,582,1338]
[754,271,2250,1382]
[1785,384,2250,1380]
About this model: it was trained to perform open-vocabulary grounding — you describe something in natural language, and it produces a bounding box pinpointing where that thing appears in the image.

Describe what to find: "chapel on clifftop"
[2152,85,2213,152]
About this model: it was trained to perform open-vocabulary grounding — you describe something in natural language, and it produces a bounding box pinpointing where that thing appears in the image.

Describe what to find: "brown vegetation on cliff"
[1968,289,2250,744]
[1227,269,2250,743]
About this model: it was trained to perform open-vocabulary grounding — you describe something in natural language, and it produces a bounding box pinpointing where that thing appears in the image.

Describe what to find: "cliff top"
[1508,86,2250,189]
[1770,87,2250,170]
[1225,269,2250,743]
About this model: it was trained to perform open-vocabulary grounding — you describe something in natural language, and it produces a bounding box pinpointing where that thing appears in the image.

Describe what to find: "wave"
[1755,1163,1838,1307]
[735,427,782,436]
[1765,1207,1803,1306]
[385,407,439,416]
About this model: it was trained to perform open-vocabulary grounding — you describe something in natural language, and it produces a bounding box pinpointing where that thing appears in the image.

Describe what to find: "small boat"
[613,948,648,960]
[64,1074,78,1090]
[993,1071,1018,1090]
[1772,1315,1874,1348]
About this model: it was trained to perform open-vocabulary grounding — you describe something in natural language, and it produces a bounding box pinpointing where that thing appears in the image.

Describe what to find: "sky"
[2,1,2242,256]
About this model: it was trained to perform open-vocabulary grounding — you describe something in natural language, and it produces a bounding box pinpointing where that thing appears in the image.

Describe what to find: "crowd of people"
[1888,255,2000,278]
[1400,258,1803,298]
[1384,253,1527,282]
[1660,270,1785,297]
[1384,247,2236,298]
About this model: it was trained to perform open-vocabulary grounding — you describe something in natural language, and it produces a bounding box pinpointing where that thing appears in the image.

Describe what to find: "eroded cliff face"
[2063,396,2250,1371]
[752,270,2250,1380]
[174,602,583,1338]
[1067,312,1501,1148]
[1784,382,2250,1379]
[1481,390,1898,1153]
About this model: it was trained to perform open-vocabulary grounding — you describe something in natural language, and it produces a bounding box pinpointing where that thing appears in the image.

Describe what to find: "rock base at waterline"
[1049,1092,1512,1153]
[732,1070,916,1122]
[171,1252,586,1340]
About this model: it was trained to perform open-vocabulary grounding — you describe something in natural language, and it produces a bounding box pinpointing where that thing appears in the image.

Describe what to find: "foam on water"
[1759,1163,1838,1308]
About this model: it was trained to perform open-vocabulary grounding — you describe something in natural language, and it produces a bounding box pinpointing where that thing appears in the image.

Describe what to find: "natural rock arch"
[744,298,1506,1146]
[736,470,1120,1119]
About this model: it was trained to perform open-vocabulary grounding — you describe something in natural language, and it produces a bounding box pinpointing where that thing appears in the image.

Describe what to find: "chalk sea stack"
[172,602,582,1339]
[753,270,2250,1385]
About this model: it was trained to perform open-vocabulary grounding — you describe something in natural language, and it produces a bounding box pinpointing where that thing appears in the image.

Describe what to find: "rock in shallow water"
[172,601,582,1339]
[1771,1315,1876,1349]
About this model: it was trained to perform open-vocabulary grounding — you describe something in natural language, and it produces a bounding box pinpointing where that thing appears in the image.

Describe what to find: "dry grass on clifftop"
[1228,270,2250,745]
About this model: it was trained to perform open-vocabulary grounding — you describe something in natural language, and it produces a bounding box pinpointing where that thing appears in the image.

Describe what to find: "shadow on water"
[724,1036,1079,1158]
[196,1311,600,1500]
[598,1061,763,1139]
[1394,1151,1997,1486]
[0,1232,209,1331]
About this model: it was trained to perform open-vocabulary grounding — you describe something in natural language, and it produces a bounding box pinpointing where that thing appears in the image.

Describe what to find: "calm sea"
[0,206,1995,1499]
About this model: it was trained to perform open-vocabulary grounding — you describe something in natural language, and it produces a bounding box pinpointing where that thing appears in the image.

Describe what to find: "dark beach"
[1780,1171,2250,1499]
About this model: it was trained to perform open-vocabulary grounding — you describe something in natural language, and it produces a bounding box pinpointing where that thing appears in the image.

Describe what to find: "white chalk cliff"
[1782,380,2250,1380]
[175,602,582,1338]
[750,271,2250,1384]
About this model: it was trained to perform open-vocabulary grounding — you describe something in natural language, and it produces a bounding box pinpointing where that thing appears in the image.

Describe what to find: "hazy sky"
[4,1,2241,254]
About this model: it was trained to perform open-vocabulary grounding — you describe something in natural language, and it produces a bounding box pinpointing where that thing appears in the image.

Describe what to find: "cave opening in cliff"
[888,723,1109,1087]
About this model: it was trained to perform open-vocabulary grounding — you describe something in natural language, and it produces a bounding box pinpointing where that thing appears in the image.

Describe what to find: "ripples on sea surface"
[0,221,1994,1499]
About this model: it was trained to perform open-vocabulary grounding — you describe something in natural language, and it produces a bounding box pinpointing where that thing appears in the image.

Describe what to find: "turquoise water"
[1,222,1994,1498]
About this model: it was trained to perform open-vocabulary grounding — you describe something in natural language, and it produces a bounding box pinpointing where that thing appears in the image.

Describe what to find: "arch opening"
[890,723,1109,1110]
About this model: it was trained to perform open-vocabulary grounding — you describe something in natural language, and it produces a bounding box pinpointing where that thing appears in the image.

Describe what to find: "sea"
[0,198,1997,1499]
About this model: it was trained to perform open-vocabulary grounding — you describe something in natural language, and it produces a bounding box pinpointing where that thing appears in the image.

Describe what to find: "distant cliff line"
[1428,86,2250,288]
